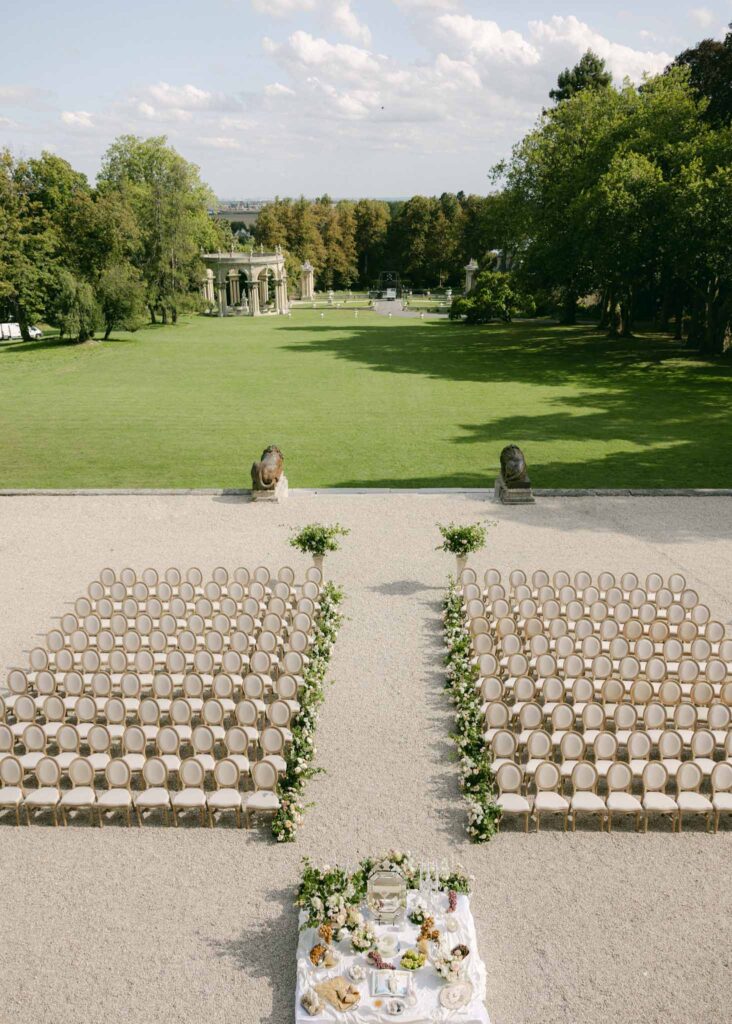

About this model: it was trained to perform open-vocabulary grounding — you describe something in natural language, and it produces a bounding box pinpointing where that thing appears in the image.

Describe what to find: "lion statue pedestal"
[251,445,288,503]
[495,444,535,504]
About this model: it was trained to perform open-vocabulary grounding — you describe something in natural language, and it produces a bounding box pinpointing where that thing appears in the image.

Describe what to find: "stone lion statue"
[500,444,530,487]
[251,445,284,491]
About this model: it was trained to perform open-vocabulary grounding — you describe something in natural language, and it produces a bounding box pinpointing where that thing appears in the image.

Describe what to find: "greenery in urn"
[437,522,494,559]
[290,523,350,558]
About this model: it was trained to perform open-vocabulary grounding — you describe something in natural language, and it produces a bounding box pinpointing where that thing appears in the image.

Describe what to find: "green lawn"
[1,312,730,488]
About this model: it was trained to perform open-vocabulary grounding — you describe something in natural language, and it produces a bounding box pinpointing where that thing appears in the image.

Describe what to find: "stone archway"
[201,249,288,317]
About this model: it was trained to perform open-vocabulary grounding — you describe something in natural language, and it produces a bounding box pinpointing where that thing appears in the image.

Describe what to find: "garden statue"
[251,445,288,502]
[495,444,535,504]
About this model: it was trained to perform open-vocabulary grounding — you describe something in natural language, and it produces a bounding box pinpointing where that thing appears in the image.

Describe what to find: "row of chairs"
[495,759,732,833]
[472,568,700,601]
[0,755,280,828]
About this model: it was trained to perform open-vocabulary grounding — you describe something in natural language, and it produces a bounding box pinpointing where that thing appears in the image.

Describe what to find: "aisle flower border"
[443,580,502,841]
[272,581,344,841]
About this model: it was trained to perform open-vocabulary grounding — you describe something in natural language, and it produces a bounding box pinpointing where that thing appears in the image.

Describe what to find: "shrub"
[437,522,494,557]
[290,523,350,557]
[452,271,531,324]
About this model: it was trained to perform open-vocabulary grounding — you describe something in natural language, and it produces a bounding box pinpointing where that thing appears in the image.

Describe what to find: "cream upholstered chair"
[191,726,217,773]
[245,759,280,828]
[642,762,678,832]
[533,761,569,832]
[495,763,531,832]
[234,700,260,746]
[134,757,171,826]
[202,699,226,741]
[627,731,652,779]
[711,762,732,833]
[60,757,96,825]
[658,730,684,779]
[97,759,133,826]
[224,727,251,778]
[170,698,193,742]
[523,730,552,788]
[103,697,127,742]
[483,701,510,743]
[156,727,182,778]
[260,726,288,774]
[0,723,13,764]
[10,695,35,738]
[606,762,642,832]
[593,732,618,781]
[676,762,713,832]
[207,758,243,828]
[0,755,24,826]
[266,700,293,743]
[490,730,518,773]
[172,758,207,826]
[25,756,62,825]
[570,761,606,831]
[19,724,46,773]
[690,729,716,777]
[559,732,585,789]
[580,703,605,749]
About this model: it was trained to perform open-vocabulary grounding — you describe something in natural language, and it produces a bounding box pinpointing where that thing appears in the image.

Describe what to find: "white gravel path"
[0,493,730,1024]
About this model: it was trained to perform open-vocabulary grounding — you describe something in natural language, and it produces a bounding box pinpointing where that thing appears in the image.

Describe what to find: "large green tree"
[549,49,613,104]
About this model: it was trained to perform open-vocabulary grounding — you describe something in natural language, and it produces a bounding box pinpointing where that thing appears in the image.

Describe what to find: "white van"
[0,323,42,340]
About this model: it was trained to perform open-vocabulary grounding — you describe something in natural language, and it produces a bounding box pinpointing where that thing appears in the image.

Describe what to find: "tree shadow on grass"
[280,320,732,489]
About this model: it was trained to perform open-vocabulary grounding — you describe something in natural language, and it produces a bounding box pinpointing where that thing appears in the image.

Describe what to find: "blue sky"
[1,1,728,197]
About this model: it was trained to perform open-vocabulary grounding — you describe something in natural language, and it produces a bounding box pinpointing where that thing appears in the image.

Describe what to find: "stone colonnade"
[201,250,289,317]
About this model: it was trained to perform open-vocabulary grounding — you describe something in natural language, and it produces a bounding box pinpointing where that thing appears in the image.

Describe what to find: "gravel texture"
[0,494,730,1024]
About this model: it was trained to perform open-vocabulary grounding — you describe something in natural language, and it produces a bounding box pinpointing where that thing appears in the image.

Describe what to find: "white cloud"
[434,14,541,65]
[252,0,316,14]
[60,110,94,128]
[251,0,370,44]
[330,1,371,46]
[264,31,382,78]
[196,136,241,149]
[264,82,296,96]
[393,0,460,9]
[147,82,214,109]
[690,7,714,28]
[529,15,672,82]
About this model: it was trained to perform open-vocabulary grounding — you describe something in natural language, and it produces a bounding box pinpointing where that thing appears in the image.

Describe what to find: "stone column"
[300,261,315,300]
[281,272,289,313]
[216,270,228,316]
[202,268,215,304]
[464,258,479,294]
[259,275,269,306]
[228,269,240,306]
[250,283,260,316]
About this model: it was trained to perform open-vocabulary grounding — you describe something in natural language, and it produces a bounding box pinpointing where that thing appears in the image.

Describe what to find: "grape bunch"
[448,890,458,913]
[367,950,395,970]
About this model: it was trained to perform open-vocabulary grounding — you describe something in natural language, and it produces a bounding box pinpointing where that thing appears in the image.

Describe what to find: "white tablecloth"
[295,891,491,1024]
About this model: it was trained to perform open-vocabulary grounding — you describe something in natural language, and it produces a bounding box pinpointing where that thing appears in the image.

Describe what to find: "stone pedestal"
[251,474,289,502]
[494,474,535,504]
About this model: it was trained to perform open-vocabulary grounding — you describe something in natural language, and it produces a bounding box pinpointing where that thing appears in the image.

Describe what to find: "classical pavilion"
[201,248,290,316]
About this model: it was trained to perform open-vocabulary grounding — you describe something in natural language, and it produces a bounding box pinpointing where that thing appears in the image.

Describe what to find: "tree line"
[0,136,229,341]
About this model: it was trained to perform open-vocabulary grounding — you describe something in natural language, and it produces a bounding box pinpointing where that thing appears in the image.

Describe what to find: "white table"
[295,891,491,1024]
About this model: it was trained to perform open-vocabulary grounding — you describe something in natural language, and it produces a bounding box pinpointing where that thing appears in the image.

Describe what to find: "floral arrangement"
[351,921,378,953]
[408,899,429,925]
[289,523,350,557]
[433,944,470,982]
[296,858,359,930]
[296,853,472,932]
[443,582,502,842]
[436,522,494,557]
[447,890,458,913]
[272,581,344,841]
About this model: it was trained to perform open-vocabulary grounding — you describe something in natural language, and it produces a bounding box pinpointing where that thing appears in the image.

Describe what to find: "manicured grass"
[1,312,730,488]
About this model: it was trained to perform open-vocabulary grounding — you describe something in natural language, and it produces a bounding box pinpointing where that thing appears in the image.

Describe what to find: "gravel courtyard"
[0,492,730,1024]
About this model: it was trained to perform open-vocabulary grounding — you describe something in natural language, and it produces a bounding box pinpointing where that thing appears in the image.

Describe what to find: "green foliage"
[437,522,491,557]
[48,268,100,342]
[452,270,529,323]
[670,23,732,126]
[550,49,612,103]
[290,523,350,557]
[97,262,147,339]
[443,583,502,842]
[272,582,344,841]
